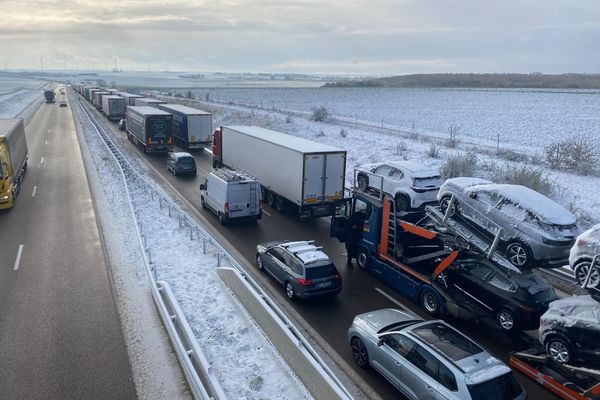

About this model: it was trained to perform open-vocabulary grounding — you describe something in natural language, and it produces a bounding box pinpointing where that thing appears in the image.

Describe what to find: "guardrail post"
[151,263,157,281]
[112,190,115,204]
[146,248,152,264]
[168,205,172,217]
[217,252,222,268]
[189,226,194,240]
[203,237,207,254]
[159,198,163,209]
[179,214,183,228]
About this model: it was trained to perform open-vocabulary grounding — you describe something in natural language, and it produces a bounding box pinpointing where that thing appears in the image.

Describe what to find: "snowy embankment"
[71,97,313,400]
[155,93,600,228]
[0,89,43,118]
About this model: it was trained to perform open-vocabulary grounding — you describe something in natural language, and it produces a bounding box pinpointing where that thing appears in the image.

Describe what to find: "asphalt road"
[0,96,136,399]
[85,98,559,400]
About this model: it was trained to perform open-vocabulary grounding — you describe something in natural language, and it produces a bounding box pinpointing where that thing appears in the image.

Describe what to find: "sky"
[1,0,599,75]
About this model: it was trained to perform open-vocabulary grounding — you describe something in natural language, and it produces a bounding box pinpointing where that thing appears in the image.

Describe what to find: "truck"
[101,95,126,120]
[92,91,111,110]
[44,90,55,103]
[119,93,142,106]
[126,106,173,153]
[134,97,166,108]
[0,119,29,209]
[212,125,346,220]
[157,104,212,150]
[84,87,99,101]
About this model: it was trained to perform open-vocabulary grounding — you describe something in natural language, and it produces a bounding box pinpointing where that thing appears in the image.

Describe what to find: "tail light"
[577,238,588,247]
[518,304,539,314]
[147,137,152,144]
[168,136,173,145]
[335,273,342,280]
[296,278,313,286]
[224,202,229,217]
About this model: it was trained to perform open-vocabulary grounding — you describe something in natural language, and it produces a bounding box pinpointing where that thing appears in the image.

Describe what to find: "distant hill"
[323,73,600,89]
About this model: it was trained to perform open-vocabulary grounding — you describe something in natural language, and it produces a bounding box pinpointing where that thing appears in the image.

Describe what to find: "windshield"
[468,372,523,400]
[413,176,443,188]
[305,264,337,279]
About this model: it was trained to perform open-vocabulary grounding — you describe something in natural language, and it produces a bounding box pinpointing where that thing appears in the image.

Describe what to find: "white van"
[200,168,262,224]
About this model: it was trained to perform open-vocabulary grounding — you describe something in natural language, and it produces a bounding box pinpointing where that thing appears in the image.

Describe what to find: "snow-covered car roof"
[545,295,600,330]
[579,224,600,243]
[470,184,576,225]
[445,177,493,189]
[360,161,439,177]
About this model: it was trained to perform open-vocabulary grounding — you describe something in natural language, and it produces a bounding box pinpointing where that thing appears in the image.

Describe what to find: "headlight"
[0,195,8,200]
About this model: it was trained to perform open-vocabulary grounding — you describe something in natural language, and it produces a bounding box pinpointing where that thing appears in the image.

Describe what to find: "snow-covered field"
[71,96,313,400]
[183,87,600,150]
[0,89,44,118]
[155,93,600,229]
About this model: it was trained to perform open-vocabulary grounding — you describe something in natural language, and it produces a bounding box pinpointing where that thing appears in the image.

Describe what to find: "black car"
[167,152,197,177]
[256,240,342,300]
[539,294,600,364]
[441,253,558,332]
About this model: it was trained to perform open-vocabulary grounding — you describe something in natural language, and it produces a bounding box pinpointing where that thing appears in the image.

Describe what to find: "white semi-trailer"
[212,125,346,220]
[101,95,126,120]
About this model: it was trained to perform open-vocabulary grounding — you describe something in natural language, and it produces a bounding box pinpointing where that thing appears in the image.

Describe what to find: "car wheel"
[546,337,572,364]
[357,174,369,190]
[218,212,225,225]
[440,196,457,216]
[420,289,440,317]
[356,247,370,270]
[350,337,369,369]
[497,309,516,332]
[201,197,207,209]
[256,254,265,271]
[275,196,286,213]
[395,194,410,212]
[574,260,600,289]
[285,281,295,300]
[506,241,530,268]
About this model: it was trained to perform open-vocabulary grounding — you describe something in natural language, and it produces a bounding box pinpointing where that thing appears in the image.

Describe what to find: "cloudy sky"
[1,0,599,75]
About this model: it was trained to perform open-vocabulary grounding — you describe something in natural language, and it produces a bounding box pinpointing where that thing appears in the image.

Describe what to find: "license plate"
[317,281,332,288]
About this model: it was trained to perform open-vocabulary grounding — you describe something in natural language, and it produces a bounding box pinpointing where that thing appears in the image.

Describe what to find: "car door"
[330,198,352,242]
[370,333,418,399]
[388,167,406,195]
[402,340,443,400]
[264,248,286,283]
[372,164,392,193]
[451,261,496,314]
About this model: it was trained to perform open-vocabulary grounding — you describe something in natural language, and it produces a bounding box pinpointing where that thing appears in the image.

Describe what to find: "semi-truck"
[126,106,173,153]
[119,93,142,106]
[134,97,166,108]
[101,95,126,120]
[0,119,29,209]
[44,90,55,103]
[157,104,212,150]
[213,125,346,220]
[92,91,111,110]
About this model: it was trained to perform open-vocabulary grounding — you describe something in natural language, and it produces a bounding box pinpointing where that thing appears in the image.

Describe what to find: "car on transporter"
[348,308,527,400]
[255,240,342,300]
[569,224,600,288]
[437,178,580,269]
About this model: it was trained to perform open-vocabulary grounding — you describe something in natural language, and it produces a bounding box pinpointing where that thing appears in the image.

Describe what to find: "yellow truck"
[0,119,29,209]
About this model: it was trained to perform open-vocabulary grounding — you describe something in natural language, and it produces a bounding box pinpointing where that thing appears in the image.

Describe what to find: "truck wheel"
[275,196,286,213]
[356,248,370,270]
[420,289,440,317]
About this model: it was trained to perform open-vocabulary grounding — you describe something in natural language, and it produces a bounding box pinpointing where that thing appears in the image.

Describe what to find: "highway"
[0,97,136,399]
[82,96,560,400]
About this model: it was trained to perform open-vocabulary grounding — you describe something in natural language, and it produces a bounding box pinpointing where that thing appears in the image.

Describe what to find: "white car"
[356,161,442,211]
[569,224,600,288]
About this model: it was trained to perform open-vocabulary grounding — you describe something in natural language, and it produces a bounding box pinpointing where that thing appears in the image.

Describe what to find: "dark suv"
[442,253,558,332]
[256,240,342,300]
[167,152,197,177]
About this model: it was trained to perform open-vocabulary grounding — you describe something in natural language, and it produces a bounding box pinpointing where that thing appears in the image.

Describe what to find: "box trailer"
[134,97,167,108]
[119,93,143,106]
[88,88,101,103]
[126,106,173,153]
[92,91,111,110]
[157,104,212,150]
[213,125,346,220]
[0,119,29,209]
[102,95,126,120]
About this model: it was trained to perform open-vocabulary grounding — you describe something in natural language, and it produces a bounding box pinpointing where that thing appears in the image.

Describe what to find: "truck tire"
[275,196,286,213]
[356,247,370,270]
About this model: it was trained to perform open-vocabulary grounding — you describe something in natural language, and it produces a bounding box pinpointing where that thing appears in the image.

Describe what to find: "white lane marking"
[40,157,44,165]
[32,186,37,197]
[45,140,48,145]
[262,209,271,217]
[375,287,421,318]
[13,244,24,271]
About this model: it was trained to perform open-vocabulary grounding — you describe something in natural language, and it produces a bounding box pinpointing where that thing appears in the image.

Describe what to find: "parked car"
[167,152,197,177]
[348,308,526,400]
[356,161,442,211]
[569,224,600,288]
[438,178,580,268]
[200,168,262,224]
[255,240,342,300]
[539,295,600,364]
[58,101,67,108]
[117,118,127,131]
[443,252,558,332]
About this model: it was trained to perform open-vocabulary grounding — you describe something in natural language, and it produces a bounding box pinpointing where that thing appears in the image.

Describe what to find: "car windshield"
[413,176,442,188]
[305,264,337,279]
[178,157,195,165]
[468,372,523,400]
[411,322,483,361]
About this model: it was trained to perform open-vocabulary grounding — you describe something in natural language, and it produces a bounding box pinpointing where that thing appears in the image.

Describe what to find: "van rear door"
[227,182,260,218]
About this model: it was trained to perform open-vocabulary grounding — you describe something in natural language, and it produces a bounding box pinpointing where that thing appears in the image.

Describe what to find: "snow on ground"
[153,92,600,228]
[0,89,44,118]
[71,96,313,400]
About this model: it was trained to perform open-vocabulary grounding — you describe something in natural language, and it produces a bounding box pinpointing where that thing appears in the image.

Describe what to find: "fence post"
[179,214,183,228]
[203,237,207,254]
[189,226,194,240]
[217,252,221,268]
[168,205,172,217]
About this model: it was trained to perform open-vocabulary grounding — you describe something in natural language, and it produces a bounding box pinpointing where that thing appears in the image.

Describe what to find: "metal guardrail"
[74,92,352,400]
[75,94,224,400]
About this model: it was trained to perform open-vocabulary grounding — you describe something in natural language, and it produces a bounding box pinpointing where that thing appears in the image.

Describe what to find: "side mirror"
[377,338,384,347]
[468,192,477,199]
[199,184,206,190]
